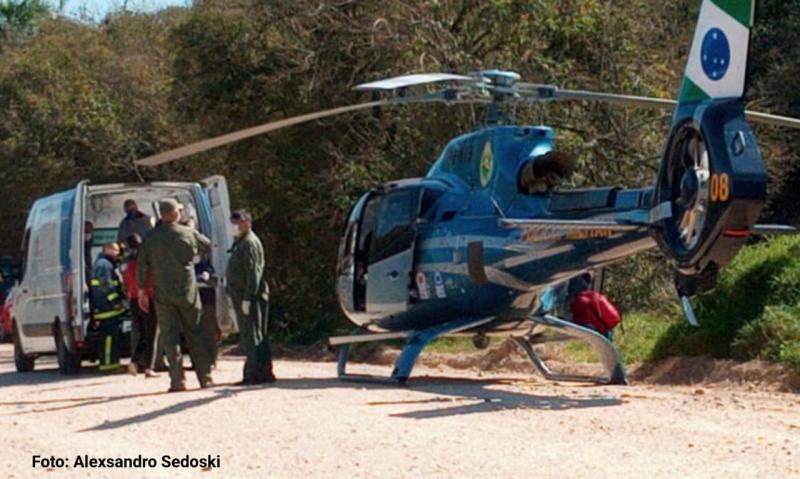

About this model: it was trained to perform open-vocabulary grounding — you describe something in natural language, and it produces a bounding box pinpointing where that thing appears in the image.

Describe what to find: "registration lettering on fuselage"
[520,227,615,243]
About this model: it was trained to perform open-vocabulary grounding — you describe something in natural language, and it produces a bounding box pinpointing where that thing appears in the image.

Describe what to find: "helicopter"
[137,0,800,386]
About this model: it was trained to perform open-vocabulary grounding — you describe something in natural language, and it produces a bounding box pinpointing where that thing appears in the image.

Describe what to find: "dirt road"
[0,343,797,478]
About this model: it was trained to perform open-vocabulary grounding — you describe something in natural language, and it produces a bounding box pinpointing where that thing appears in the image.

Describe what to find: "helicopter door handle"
[388,270,400,280]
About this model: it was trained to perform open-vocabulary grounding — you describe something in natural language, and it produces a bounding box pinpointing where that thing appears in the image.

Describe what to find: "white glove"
[199,271,211,282]
[241,300,251,316]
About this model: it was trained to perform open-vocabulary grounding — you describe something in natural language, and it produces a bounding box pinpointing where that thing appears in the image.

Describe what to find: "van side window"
[18,228,31,282]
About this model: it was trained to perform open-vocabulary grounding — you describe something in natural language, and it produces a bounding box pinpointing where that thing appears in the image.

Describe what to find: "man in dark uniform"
[117,199,154,248]
[137,199,214,392]
[226,210,274,385]
[195,259,220,368]
[179,216,220,369]
[91,242,125,373]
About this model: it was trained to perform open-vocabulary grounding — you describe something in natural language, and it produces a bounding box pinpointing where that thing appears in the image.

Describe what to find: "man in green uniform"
[226,210,275,385]
[136,199,214,392]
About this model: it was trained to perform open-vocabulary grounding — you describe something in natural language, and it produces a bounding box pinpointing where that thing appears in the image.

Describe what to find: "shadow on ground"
[0,357,111,388]
[1,374,623,431]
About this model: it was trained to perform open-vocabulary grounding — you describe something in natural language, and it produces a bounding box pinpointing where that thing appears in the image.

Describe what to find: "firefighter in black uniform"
[91,242,126,372]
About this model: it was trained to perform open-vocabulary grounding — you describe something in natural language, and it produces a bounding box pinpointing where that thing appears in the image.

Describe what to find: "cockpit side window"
[357,196,380,255]
[419,187,444,222]
[336,221,357,276]
[370,190,416,263]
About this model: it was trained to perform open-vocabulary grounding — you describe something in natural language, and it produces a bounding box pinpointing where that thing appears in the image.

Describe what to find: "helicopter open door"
[362,187,422,316]
[200,175,238,333]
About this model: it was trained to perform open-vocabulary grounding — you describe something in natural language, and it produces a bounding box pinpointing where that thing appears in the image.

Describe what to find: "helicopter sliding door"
[363,187,421,316]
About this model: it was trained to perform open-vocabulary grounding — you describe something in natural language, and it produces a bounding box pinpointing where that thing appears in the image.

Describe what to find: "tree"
[0,0,49,45]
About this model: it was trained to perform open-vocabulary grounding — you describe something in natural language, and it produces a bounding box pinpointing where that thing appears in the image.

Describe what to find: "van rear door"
[69,181,88,342]
[200,175,237,333]
[14,189,78,354]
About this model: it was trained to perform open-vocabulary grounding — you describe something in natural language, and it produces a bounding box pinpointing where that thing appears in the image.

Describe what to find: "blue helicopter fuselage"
[336,125,656,333]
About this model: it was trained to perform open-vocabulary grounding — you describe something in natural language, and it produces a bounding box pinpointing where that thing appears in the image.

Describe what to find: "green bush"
[649,236,800,370]
[560,312,682,364]
[734,305,800,362]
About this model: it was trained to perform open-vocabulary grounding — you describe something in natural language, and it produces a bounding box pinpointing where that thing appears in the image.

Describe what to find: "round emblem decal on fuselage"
[701,27,730,82]
[479,140,493,187]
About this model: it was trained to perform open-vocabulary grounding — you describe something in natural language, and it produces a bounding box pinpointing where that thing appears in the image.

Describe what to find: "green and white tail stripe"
[678,0,755,104]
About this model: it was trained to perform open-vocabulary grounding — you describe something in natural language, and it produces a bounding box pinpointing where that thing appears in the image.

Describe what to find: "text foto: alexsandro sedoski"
[33,454,221,469]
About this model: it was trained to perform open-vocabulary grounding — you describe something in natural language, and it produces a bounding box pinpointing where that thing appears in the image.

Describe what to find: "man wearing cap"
[226,209,275,385]
[136,198,214,391]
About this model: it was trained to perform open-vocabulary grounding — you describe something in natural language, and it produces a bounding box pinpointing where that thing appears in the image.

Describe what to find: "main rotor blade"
[530,87,800,130]
[354,73,477,91]
[746,111,800,129]
[136,77,800,168]
[554,89,676,110]
[135,100,388,166]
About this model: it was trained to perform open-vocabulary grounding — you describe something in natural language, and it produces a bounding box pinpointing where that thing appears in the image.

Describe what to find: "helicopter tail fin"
[652,0,766,300]
[677,0,755,104]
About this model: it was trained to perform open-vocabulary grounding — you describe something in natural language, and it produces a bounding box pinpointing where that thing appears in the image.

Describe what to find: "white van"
[11,176,237,374]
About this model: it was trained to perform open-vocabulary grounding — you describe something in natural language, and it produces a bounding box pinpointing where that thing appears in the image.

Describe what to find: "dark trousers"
[199,287,219,366]
[155,295,213,388]
[234,295,273,382]
[130,302,158,370]
[97,317,122,372]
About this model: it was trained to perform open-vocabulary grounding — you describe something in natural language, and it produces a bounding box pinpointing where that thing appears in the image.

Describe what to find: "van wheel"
[54,325,80,375]
[13,321,35,373]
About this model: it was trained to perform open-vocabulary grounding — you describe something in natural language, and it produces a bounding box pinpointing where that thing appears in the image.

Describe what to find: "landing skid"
[331,317,494,385]
[329,314,627,386]
[513,315,628,385]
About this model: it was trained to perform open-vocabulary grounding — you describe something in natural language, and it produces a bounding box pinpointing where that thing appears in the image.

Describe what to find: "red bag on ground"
[570,291,622,334]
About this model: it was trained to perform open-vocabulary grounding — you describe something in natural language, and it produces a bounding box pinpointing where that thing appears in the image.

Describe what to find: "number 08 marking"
[710,173,730,202]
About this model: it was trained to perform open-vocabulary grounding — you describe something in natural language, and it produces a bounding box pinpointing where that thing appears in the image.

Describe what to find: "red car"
[0,287,14,343]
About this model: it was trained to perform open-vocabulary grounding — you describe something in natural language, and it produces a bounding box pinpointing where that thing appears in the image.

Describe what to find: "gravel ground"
[0,343,798,479]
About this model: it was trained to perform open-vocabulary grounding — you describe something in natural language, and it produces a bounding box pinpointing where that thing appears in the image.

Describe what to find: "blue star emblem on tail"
[701,28,730,81]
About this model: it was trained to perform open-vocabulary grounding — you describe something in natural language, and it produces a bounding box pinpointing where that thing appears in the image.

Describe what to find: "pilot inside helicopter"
[518,151,575,194]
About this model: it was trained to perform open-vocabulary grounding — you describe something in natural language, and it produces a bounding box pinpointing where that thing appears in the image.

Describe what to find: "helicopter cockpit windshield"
[518,151,575,195]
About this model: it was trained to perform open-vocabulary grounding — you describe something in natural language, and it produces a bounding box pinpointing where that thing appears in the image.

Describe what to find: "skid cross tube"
[513,315,628,385]
[334,317,494,385]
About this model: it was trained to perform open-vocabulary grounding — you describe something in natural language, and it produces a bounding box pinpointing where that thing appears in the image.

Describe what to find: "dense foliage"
[0,0,798,344]
[645,235,800,370]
